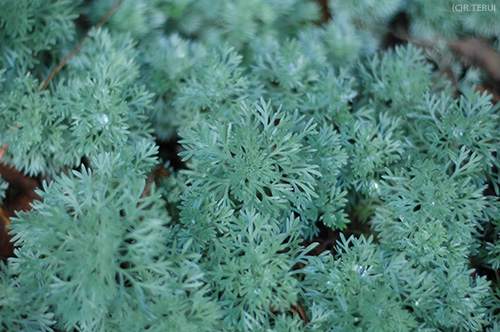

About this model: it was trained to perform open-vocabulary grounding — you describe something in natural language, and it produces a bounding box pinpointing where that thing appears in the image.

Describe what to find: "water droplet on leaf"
[97,114,109,126]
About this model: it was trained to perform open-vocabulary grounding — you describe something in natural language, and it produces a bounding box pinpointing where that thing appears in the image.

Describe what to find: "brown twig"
[449,38,500,81]
[40,0,123,92]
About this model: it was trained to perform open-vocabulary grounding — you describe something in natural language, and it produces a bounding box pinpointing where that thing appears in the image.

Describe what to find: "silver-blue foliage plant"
[0,0,499,331]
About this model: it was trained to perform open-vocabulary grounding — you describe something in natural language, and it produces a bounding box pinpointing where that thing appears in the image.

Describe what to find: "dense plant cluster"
[0,0,499,331]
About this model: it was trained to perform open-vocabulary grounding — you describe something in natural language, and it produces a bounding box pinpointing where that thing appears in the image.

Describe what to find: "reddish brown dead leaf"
[140,164,171,200]
[0,164,41,260]
[0,144,7,163]
[475,86,500,104]
[269,301,310,325]
[0,207,13,261]
[290,302,310,324]
[0,164,41,216]
[449,39,500,81]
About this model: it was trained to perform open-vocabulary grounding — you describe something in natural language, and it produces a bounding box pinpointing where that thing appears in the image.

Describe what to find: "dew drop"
[354,265,367,277]
[97,114,109,126]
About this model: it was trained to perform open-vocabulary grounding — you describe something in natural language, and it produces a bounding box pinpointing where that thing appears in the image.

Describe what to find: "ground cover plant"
[0,0,499,331]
